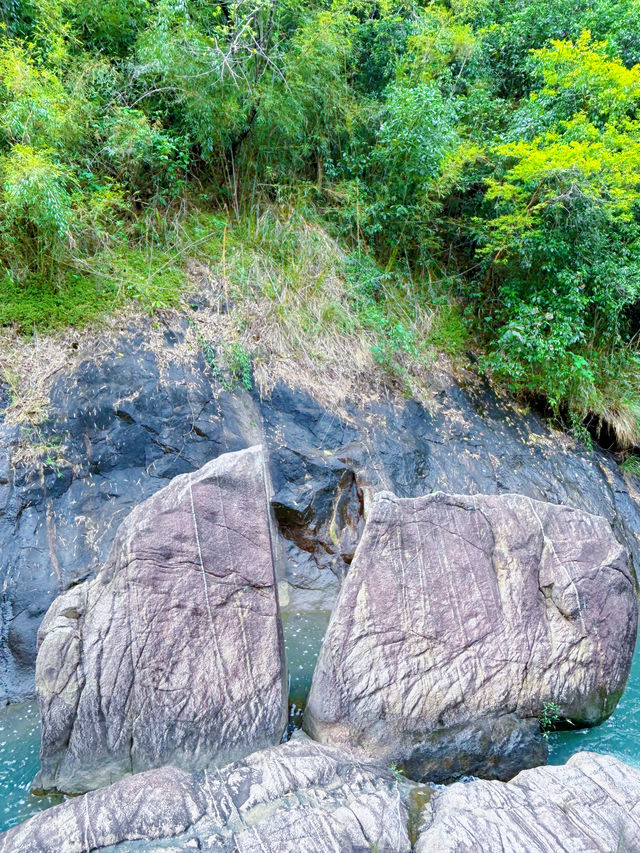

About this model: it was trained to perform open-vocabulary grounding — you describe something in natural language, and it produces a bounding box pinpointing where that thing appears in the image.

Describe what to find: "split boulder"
[33,446,287,794]
[304,491,637,782]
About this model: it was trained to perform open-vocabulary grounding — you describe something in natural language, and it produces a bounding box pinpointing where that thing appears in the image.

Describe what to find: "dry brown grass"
[0,208,458,435]
[175,210,444,414]
[0,328,78,426]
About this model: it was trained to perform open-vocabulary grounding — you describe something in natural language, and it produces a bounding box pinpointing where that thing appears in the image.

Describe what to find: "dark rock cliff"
[1,317,639,702]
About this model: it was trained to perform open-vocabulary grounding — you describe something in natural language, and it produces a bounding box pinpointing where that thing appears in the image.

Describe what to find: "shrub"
[0,144,73,281]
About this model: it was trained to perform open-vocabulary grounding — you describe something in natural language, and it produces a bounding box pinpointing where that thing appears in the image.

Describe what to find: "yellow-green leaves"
[484,35,640,256]
[532,30,640,120]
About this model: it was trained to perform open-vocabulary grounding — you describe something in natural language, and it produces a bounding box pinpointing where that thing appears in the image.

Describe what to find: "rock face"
[416,751,640,852]
[0,739,411,853]
[4,314,640,703]
[33,446,287,795]
[304,491,638,782]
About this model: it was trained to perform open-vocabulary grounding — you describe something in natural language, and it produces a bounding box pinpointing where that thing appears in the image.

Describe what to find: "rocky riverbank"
[1,315,639,851]
[2,740,639,852]
[2,314,640,705]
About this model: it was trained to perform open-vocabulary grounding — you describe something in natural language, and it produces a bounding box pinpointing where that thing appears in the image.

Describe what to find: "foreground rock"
[305,491,637,782]
[0,739,411,853]
[417,751,640,852]
[33,446,287,795]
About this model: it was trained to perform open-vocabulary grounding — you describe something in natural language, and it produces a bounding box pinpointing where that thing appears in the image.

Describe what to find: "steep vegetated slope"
[2,0,640,453]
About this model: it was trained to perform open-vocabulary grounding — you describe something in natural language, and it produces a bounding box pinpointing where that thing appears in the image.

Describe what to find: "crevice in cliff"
[525,392,635,460]
[272,467,365,574]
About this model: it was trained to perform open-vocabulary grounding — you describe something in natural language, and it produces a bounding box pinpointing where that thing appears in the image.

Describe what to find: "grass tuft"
[620,454,640,478]
[569,348,640,450]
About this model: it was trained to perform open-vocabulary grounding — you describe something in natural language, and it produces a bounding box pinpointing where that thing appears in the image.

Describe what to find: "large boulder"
[33,446,287,795]
[304,491,638,782]
[416,751,640,852]
[0,739,412,853]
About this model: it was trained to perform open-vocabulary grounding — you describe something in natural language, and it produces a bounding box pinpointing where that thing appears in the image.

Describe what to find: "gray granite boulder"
[416,751,640,852]
[304,491,638,782]
[33,446,287,794]
[0,739,411,853]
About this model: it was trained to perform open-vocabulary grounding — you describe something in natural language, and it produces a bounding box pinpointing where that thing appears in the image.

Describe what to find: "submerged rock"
[0,739,411,853]
[416,751,640,852]
[33,446,287,794]
[304,491,637,782]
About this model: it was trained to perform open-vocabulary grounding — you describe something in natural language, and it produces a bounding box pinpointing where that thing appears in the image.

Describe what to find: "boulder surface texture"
[0,739,411,853]
[417,751,640,852]
[33,445,287,795]
[304,491,638,782]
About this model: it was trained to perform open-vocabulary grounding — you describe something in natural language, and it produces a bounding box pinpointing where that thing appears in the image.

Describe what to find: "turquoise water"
[0,701,61,833]
[0,610,333,834]
[0,620,637,834]
[281,609,332,727]
[548,641,640,769]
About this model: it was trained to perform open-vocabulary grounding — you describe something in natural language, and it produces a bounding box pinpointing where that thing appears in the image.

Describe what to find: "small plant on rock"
[538,701,561,740]
[621,455,640,478]
[389,762,405,782]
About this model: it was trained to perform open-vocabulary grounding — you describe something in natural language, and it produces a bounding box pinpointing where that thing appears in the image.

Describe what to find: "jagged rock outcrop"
[4,315,640,703]
[304,491,638,782]
[0,739,412,853]
[33,446,287,795]
[416,751,640,852]
[5,743,639,853]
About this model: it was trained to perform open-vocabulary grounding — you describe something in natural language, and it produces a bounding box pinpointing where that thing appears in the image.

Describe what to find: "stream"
[0,617,638,835]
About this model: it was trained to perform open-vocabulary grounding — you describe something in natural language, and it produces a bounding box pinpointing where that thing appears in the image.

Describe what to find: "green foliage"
[473,33,640,439]
[538,701,561,739]
[361,82,459,256]
[67,0,149,56]
[344,249,420,375]
[196,333,252,392]
[228,342,253,391]
[102,107,188,202]
[1,144,72,278]
[621,455,640,478]
[388,763,405,782]
[0,239,184,329]
[427,300,469,356]
[251,7,357,183]
[1,0,640,453]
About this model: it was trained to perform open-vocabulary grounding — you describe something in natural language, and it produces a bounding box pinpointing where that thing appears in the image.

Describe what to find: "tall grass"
[182,205,467,404]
